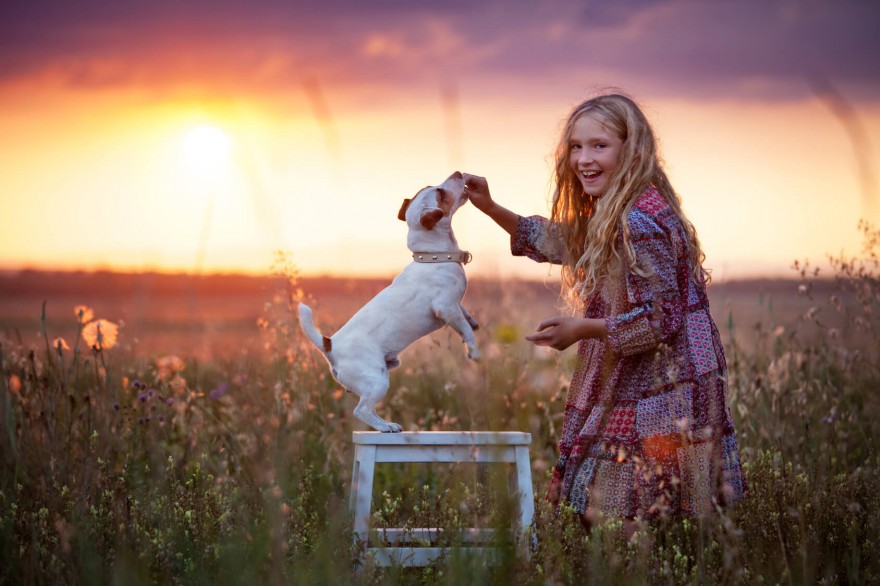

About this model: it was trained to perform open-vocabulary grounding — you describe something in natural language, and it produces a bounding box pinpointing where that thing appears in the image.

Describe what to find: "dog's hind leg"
[434,304,480,360]
[341,369,403,433]
[353,396,402,433]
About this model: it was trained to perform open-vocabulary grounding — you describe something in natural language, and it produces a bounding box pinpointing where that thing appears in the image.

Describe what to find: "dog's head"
[397,171,468,230]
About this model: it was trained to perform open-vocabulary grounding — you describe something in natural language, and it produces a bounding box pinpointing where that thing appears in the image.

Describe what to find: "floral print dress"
[512,188,746,518]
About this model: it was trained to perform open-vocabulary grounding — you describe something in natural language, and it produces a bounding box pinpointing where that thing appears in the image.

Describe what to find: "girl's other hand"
[526,317,606,351]
[462,172,493,213]
[526,317,583,351]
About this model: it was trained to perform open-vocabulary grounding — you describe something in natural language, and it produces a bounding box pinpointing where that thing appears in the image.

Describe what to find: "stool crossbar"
[350,431,534,567]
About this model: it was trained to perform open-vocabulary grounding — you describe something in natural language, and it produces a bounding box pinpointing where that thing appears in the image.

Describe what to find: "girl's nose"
[578,150,593,165]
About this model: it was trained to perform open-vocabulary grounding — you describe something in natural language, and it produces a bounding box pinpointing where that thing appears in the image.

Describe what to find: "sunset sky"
[1,0,878,281]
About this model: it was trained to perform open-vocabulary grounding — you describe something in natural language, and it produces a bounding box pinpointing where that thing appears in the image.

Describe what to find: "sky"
[1,0,879,281]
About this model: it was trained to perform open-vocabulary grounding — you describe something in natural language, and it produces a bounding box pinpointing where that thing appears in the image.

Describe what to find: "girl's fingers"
[526,325,556,344]
[535,317,561,332]
[462,172,485,186]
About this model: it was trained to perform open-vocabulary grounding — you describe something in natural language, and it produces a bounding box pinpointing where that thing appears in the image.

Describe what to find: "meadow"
[1,223,879,585]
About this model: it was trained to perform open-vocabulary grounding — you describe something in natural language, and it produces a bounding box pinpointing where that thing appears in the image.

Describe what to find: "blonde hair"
[550,92,708,305]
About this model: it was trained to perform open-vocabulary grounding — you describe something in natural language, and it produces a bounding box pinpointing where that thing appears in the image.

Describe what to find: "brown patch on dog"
[419,208,445,229]
[322,336,332,352]
[397,198,412,221]
[435,188,454,216]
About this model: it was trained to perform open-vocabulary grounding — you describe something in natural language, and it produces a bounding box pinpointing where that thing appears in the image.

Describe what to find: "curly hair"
[549,92,709,306]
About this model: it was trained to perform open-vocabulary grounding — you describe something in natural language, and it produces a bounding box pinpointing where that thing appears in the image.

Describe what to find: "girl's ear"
[397,198,412,221]
[419,208,444,230]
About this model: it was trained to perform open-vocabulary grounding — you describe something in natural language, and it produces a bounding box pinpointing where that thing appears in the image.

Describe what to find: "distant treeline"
[0,269,821,301]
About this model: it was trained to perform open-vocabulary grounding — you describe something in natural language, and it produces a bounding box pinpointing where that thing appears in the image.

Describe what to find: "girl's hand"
[526,317,606,351]
[461,172,520,236]
[462,173,493,213]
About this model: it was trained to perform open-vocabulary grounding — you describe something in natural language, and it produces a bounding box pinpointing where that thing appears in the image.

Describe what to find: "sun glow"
[180,125,232,173]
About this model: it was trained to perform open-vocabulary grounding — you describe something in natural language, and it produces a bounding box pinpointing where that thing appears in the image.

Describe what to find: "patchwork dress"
[512,188,746,518]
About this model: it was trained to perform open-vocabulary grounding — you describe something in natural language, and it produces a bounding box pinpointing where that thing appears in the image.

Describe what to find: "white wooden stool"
[349,431,534,567]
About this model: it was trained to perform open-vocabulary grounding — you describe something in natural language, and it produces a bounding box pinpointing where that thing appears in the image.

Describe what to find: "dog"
[298,171,480,432]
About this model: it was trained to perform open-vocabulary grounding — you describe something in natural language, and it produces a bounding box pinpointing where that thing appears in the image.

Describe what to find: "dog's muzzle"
[412,251,473,265]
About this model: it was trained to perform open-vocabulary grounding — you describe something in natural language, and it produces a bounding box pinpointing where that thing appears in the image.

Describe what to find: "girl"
[464,93,745,531]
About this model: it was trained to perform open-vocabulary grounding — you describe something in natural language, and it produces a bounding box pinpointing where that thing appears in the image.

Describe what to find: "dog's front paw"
[467,347,481,361]
[380,422,403,433]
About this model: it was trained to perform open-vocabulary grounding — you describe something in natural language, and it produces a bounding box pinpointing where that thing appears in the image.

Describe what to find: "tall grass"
[1,226,879,585]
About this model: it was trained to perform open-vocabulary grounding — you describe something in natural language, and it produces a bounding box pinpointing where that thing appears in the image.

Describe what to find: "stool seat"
[350,431,534,567]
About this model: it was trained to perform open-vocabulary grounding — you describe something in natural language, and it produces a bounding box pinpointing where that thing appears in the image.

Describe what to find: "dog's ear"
[397,198,412,221]
[419,208,445,230]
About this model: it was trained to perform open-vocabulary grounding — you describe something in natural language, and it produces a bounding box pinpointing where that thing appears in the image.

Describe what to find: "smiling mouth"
[582,170,602,181]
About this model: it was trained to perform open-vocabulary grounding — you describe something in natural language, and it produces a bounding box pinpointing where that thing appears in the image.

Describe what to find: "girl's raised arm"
[462,172,520,236]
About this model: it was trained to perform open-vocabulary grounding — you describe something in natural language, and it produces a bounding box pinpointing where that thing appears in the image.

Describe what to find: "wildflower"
[138,393,148,402]
[494,323,519,345]
[74,305,94,324]
[81,319,119,350]
[169,376,187,394]
[52,337,70,353]
[156,355,185,381]
[209,382,230,399]
[131,380,146,390]
[8,374,22,394]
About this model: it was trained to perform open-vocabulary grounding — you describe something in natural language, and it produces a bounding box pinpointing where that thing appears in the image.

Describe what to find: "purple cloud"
[0,0,877,100]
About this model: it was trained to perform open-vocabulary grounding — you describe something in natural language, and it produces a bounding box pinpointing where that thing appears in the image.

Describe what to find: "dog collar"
[412,251,473,265]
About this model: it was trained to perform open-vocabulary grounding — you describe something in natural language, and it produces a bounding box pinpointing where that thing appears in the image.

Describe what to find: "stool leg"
[352,445,377,555]
[349,445,361,513]
[514,445,535,557]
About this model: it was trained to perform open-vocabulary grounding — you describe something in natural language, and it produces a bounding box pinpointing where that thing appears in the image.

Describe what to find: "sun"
[181,125,232,173]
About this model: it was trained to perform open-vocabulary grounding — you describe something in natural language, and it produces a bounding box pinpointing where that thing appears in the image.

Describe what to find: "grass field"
[1,225,879,584]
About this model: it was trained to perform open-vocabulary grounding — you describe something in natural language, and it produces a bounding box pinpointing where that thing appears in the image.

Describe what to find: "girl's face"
[569,114,623,198]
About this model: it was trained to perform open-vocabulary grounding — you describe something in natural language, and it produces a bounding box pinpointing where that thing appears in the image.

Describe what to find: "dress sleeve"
[511,215,566,265]
[605,209,687,357]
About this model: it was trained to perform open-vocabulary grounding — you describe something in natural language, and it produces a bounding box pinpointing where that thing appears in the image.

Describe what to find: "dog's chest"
[392,262,467,298]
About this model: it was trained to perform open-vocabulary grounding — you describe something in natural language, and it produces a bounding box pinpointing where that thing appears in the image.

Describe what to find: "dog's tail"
[298,303,333,354]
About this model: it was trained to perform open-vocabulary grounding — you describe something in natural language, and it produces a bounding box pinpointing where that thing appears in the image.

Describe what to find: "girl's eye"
[570,144,581,151]
[596,143,606,149]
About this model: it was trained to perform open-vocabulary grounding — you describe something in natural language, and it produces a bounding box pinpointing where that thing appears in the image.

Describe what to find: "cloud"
[1,0,877,101]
